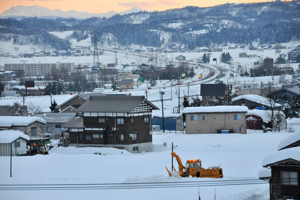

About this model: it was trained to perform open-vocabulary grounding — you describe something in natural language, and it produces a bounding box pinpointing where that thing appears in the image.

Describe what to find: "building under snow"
[183,106,248,134]
[261,132,300,200]
[0,130,29,156]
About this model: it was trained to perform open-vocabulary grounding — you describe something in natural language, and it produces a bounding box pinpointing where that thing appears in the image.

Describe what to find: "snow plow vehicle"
[166,152,223,178]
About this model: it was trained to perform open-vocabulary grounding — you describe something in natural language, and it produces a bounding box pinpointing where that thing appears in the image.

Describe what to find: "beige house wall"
[185,112,247,134]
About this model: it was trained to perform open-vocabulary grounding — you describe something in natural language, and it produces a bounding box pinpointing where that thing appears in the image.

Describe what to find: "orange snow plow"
[166,152,223,178]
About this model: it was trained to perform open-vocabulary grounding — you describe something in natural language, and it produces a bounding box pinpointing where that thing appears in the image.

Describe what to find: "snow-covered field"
[1,122,300,200]
[1,39,300,199]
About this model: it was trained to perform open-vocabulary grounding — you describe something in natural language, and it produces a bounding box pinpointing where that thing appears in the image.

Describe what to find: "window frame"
[190,115,198,121]
[234,114,241,120]
[281,171,298,186]
[14,141,20,148]
[31,127,37,136]
[99,118,105,123]
[144,117,149,124]
[117,118,124,125]
[118,133,125,142]
[85,135,91,140]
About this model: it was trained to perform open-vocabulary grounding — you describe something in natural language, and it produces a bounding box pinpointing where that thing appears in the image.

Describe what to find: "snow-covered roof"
[258,168,271,179]
[0,130,30,143]
[232,94,281,108]
[278,132,300,151]
[0,116,46,127]
[246,110,285,122]
[183,106,248,114]
[0,94,76,113]
[262,146,300,167]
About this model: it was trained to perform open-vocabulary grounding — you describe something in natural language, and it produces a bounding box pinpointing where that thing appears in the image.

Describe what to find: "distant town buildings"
[4,62,75,76]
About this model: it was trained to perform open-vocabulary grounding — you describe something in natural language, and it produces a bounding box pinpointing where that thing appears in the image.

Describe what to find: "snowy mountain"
[0,5,143,19]
[0,1,299,51]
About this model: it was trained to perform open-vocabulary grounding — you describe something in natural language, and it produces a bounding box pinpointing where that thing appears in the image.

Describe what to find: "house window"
[144,117,149,123]
[234,114,241,120]
[14,141,20,148]
[31,127,37,136]
[93,134,100,139]
[55,124,61,128]
[202,115,205,120]
[130,133,138,141]
[133,146,139,152]
[118,133,125,142]
[190,115,198,121]
[281,171,298,185]
[130,117,134,123]
[117,118,124,125]
[99,118,105,123]
[86,135,91,140]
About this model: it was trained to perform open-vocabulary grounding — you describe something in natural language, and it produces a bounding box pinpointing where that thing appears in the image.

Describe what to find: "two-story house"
[183,106,248,134]
[63,95,159,153]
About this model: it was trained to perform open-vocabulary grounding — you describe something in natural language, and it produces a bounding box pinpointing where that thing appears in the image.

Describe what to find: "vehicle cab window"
[197,162,201,168]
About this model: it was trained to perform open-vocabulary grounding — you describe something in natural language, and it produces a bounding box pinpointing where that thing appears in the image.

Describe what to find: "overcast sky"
[0,0,286,14]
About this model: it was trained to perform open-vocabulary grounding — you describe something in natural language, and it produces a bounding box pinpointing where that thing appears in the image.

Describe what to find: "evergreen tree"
[202,53,210,63]
[45,82,63,95]
[221,52,232,63]
[275,56,286,64]
[183,96,190,107]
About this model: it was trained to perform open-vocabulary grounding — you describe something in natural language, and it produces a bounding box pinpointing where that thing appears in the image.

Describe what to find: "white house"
[0,130,30,156]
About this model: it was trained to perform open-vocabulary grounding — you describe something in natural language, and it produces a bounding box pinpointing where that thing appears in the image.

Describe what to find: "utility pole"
[160,91,165,133]
[171,143,174,171]
[187,82,190,97]
[178,85,181,113]
[10,143,12,177]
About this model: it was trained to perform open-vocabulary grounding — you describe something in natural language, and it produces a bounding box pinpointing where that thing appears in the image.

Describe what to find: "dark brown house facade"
[264,157,300,200]
[63,95,159,153]
[262,133,300,200]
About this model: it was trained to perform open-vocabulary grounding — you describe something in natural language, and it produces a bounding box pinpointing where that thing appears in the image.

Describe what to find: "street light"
[160,91,165,133]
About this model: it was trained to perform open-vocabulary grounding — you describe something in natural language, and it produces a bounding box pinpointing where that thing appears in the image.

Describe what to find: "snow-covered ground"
[1,40,300,199]
[1,125,299,200]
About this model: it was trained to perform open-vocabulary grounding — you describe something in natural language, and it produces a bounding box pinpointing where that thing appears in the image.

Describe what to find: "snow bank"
[277,131,300,150]
[50,146,130,155]
[262,146,300,167]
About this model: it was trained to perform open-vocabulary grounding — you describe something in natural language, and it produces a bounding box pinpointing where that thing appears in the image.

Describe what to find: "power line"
[0,179,267,191]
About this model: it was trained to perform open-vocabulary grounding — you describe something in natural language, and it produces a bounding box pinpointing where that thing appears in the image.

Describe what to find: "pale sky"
[0,0,283,14]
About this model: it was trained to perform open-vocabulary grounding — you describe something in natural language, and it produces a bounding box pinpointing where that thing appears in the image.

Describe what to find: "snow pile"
[0,130,30,143]
[262,146,300,167]
[0,116,46,127]
[277,131,300,150]
[183,105,248,114]
[50,146,130,155]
